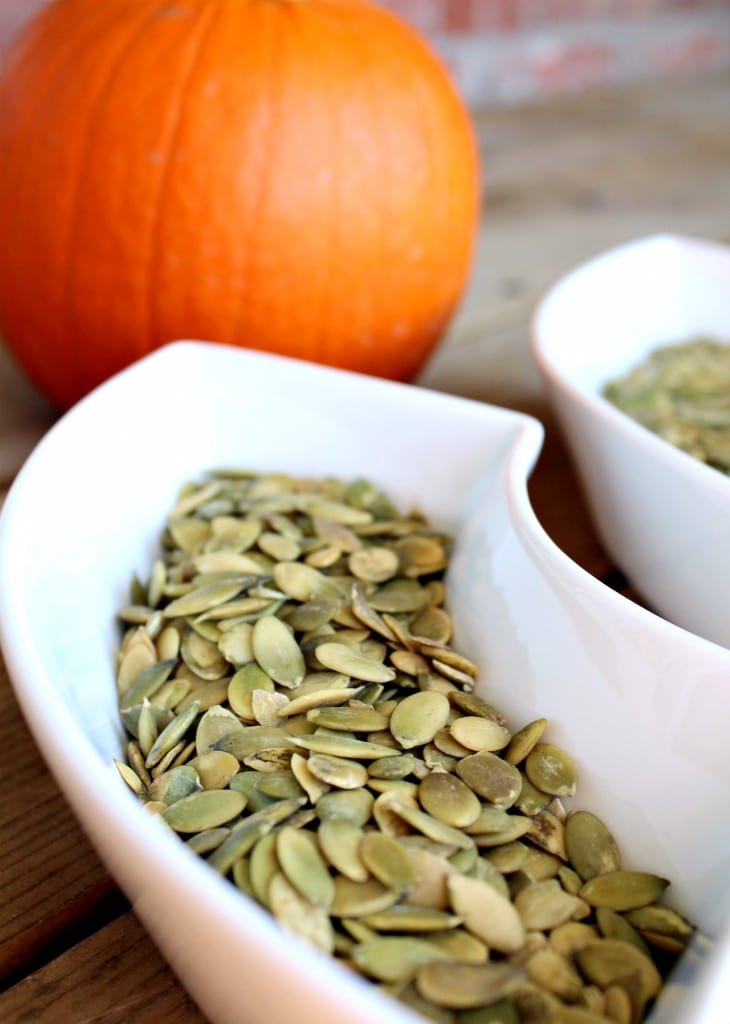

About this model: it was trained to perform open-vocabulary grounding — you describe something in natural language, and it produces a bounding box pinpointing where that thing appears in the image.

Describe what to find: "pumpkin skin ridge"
[0,0,156,403]
[0,0,481,408]
[64,0,224,396]
[226,1,291,358]
[227,1,479,378]
[308,3,478,379]
[63,0,188,396]
[142,0,230,357]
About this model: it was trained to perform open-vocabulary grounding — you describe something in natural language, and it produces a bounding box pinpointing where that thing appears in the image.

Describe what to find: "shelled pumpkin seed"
[603,336,730,475]
[114,470,694,1023]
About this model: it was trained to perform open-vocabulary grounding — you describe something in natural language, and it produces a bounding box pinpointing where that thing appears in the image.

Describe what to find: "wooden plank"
[0,911,207,1024]
[0,668,122,986]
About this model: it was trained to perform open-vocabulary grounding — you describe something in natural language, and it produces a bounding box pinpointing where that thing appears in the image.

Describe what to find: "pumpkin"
[0,0,480,410]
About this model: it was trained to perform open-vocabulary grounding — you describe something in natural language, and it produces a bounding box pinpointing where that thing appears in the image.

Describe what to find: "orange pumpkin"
[0,0,480,409]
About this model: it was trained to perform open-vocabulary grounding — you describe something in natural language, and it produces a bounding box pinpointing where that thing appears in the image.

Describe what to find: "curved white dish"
[531,233,730,649]
[1,341,729,1024]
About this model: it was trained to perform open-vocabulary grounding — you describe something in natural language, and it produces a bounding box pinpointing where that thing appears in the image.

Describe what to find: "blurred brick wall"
[1,0,728,107]
[383,0,730,105]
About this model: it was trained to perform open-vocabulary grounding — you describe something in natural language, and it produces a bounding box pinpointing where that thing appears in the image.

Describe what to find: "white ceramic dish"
[531,233,730,650]
[1,341,730,1024]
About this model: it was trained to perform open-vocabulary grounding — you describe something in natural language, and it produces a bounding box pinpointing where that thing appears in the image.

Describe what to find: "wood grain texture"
[0,671,123,987]
[0,911,206,1024]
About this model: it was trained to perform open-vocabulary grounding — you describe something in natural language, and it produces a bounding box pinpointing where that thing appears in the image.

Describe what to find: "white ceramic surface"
[1,342,730,1024]
[531,233,730,650]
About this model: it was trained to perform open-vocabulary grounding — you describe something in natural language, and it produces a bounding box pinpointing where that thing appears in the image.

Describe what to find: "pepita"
[115,470,690,1024]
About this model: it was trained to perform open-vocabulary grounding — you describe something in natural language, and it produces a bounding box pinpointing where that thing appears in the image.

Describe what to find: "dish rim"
[530,231,730,500]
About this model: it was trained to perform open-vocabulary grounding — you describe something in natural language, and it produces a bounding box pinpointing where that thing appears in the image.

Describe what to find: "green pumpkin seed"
[163,580,244,618]
[162,789,246,832]
[293,733,396,760]
[353,936,451,983]
[227,664,274,721]
[456,751,522,807]
[448,873,526,954]
[527,808,568,859]
[278,684,360,718]
[595,906,651,956]
[348,546,399,583]
[290,752,331,803]
[448,692,506,724]
[463,806,512,836]
[117,629,156,694]
[388,799,474,850]
[195,705,244,755]
[450,716,511,753]
[180,629,228,680]
[185,827,230,856]
[425,929,487,965]
[136,702,159,757]
[316,788,373,826]
[269,872,335,954]
[217,621,255,667]
[457,1000,520,1024]
[248,832,280,908]
[470,816,534,847]
[331,877,400,918]
[504,718,547,765]
[389,691,451,749]
[579,871,670,911]
[415,961,525,1010]
[256,768,304,799]
[276,826,334,908]
[228,771,277,812]
[360,832,415,895]
[318,819,368,881]
[145,701,200,769]
[207,797,306,874]
[363,906,461,934]
[114,759,146,796]
[576,939,662,1015]
[311,641,395,683]
[564,811,622,881]
[306,753,369,789]
[369,578,428,613]
[478,840,526,874]
[215,725,295,761]
[549,921,600,958]
[146,770,200,806]
[514,879,589,931]
[119,659,176,710]
[625,905,694,943]
[273,561,345,602]
[176,678,229,713]
[604,985,633,1024]
[418,772,481,829]
[525,948,584,1002]
[524,743,578,798]
[251,688,290,726]
[307,704,389,732]
[397,984,457,1024]
[410,604,453,645]
[368,753,417,780]
[187,749,239,791]
[252,615,305,688]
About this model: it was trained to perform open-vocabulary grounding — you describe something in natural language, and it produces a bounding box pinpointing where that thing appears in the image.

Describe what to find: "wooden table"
[1,69,729,1024]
